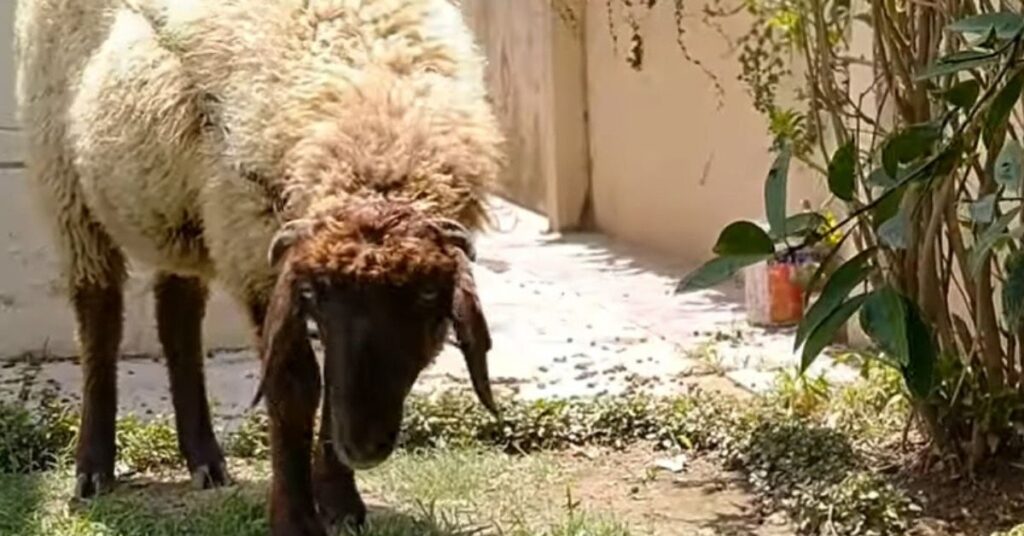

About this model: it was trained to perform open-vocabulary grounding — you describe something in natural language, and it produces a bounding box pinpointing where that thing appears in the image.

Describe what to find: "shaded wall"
[460,0,591,230]
[461,0,549,214]
[0,0,17,162]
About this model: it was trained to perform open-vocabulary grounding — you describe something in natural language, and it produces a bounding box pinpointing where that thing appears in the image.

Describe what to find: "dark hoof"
[317,491,367,530]
[183,437,231,490]
[73,472,114,500]
[191,462,233,490]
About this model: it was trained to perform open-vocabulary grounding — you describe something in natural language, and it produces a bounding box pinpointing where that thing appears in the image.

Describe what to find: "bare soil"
[900,462,1024,536]
[556,446,794,536]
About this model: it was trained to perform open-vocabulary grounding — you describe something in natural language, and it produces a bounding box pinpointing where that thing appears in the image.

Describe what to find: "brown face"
[264,203,497,470]
[299,277,453,468]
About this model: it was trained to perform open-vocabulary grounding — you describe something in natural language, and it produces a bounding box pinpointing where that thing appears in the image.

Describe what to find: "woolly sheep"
[15,0,505,532]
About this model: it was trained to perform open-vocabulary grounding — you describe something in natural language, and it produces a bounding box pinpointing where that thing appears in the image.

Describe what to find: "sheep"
[15,0,505,533]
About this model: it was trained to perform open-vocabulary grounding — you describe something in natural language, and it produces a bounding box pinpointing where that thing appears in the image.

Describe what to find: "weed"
[116,416,181,473]
[0,382,914,535]
[0,391,75,473]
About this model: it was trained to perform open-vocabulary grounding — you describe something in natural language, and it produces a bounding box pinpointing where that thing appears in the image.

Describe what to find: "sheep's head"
[262,198,495,469]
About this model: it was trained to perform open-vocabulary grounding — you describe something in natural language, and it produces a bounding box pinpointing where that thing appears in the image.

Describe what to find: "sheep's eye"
[418,288,439,304]
[299,285,317,305]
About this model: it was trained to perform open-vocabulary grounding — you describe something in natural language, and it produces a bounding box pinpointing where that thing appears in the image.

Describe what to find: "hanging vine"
[550,0,727,106]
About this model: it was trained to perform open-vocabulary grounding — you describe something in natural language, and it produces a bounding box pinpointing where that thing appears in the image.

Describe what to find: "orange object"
[768,262,804,325]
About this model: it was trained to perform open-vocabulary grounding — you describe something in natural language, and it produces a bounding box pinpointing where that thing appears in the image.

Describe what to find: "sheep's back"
[157,0,502,221]
[17,0,218,276]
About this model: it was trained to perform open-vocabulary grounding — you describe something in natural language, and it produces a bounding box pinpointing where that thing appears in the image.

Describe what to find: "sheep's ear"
[430,218,476,262]
[268,219,314,267]
[450,252,497,416]
[250,266,312,409]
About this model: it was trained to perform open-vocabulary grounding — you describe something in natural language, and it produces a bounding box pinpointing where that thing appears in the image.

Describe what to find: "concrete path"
[0,198,857,425]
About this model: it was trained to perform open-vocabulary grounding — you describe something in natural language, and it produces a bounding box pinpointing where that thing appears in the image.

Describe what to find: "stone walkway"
[0,198,857,425]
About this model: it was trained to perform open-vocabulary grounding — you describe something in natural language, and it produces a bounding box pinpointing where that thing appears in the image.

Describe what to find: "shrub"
[0,392,75,473]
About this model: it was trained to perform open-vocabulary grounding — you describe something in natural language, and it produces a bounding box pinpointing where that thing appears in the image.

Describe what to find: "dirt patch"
[559,446,793,535]
[898,462,1024,536]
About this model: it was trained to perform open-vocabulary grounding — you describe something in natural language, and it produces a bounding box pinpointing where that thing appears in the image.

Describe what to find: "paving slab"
[0,197,857,425]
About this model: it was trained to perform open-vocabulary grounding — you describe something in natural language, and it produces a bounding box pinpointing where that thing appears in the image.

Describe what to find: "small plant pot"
[744,258,808,328]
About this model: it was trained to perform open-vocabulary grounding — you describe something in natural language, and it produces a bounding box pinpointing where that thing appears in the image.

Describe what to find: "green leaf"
[948,12,1024,39]
[969,206,1022,276]
[803,232,853,307]
[902,300,937,398]
[860,286,937,397]
[925,138,965,179]
[794,248,875,352]
[1003,249,1024,328]
[995,140,1024,190]
[942,79,982,108]
[916,50,999,80]
[969,27,1003,50]
[765,147,791,239]
[984,70,1024,146]
[882,124,942,177]
[801,294,869,372]
[675,255,771,294]
[827,142,857,202]
[970,193,998,224]
[872,184,908,228]
[713,221,775,256]
[773,212,828,240]
[859,286,910,366]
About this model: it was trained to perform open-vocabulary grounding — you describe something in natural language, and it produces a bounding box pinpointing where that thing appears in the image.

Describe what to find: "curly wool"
[15,0,504,302]
[290,199,458,287]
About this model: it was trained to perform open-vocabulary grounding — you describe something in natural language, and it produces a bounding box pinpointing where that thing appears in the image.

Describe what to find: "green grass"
[0,370,916,536]
[0,450,631,536]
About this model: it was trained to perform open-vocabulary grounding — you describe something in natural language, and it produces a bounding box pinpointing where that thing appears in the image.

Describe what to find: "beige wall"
[0,2,249,359]
[585,0,829,263]
[459,1,831,260]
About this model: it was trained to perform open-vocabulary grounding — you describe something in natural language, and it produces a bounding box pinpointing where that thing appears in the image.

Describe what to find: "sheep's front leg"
[71,278,124,499]
[314,392,367,529]
[265,336,326,536]
[154,273,231,489]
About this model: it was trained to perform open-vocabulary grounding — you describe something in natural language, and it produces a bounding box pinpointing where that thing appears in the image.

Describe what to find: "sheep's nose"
[363,430,398,458]
[341,430,398,470]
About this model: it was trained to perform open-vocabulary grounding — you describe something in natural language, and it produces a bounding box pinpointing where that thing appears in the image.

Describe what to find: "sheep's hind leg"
[313,396,367,529]
[70,255,126,499]
[155,273,231,489]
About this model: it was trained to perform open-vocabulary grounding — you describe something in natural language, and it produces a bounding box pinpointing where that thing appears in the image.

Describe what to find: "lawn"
[7,362,1024,536]
[0,446,752,536]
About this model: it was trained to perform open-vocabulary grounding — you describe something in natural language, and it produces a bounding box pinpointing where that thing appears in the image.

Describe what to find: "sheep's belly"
[81,172,213,277]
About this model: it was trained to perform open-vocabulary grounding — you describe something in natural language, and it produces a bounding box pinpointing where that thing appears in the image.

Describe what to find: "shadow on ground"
[0,472,475,536]
[0,473,47,535]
